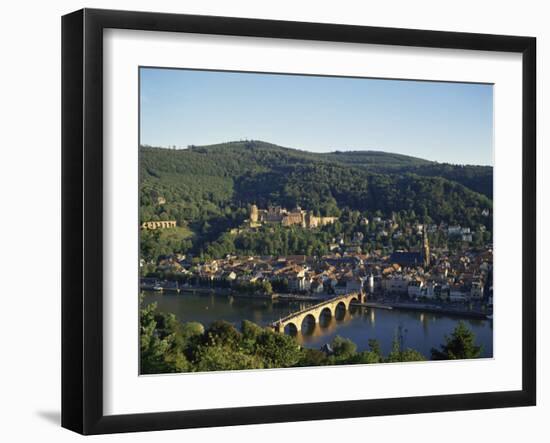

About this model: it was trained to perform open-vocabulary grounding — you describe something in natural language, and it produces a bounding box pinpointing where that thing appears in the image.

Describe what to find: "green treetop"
[431,321,483,360]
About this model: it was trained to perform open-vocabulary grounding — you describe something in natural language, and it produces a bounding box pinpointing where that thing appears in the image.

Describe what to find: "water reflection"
[420,312,429,336]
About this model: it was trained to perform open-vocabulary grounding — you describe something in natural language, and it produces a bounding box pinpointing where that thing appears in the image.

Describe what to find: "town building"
[141,220,177,230]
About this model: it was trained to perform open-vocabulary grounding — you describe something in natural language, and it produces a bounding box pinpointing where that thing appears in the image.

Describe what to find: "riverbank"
[382,302,490,319]
[141,284,492,320]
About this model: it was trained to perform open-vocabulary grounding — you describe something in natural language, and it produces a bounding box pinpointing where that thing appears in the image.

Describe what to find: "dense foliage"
[430,321,483,359]
[140,302,484,374]
[140,141,492,264]
[325,151,493,198]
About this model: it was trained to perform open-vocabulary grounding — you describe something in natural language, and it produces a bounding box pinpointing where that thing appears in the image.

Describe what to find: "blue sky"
[140,68,493,166]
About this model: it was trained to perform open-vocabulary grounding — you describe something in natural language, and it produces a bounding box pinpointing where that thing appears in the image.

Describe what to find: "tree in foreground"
[331,335,357,361]
[431,321,483,360]
[140,302,191,374]
[193,344,264,372]
[385,341,426,363]
[253,330,303,368]
[385,327,426,363]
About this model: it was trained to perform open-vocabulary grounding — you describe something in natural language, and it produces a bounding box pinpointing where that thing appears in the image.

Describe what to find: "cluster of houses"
[358,215,487,246]
[144,243,493,305]
[139,205,493,304]
[378,247,492,303]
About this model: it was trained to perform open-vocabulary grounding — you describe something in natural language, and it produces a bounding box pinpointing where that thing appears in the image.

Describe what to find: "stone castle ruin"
[249,204,337,229]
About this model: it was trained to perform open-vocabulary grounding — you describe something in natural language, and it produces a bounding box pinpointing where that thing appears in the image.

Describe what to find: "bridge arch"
[348,296,360,313]
[272,293,365,335]
[284,322,299,335]
[319,306,333,328]
[320,306,333,319]
[301,313,317,332]
[335,301,347,311]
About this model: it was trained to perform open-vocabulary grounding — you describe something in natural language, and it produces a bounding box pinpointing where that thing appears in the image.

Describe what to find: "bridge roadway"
[272,292,366,334]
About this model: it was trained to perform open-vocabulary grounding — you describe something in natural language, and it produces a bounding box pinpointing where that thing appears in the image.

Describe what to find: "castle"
[249,204,337,229]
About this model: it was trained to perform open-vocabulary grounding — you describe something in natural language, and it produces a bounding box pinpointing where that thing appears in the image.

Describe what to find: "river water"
[142,291,493,358]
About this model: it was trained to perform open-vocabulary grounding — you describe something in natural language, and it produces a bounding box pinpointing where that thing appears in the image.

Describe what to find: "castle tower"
[422,228,430,267]
[250,204,259,223]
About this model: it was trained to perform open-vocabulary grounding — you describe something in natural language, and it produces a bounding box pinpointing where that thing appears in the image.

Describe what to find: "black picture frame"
[62,8,537,435]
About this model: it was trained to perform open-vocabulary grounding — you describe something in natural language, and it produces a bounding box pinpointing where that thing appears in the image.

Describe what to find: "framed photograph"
[62,8,536,435]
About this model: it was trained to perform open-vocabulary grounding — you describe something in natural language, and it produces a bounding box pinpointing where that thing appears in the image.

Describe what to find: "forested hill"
[325,150,493,199]
[140,140,492,226]
[325,150,433,168]
[141,140,492,198]
[139,140,493,262]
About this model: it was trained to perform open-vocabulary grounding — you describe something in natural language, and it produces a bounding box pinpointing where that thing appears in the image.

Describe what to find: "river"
[142,291,493,358]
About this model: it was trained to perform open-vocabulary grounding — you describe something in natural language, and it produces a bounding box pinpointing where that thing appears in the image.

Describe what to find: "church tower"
[250,204,259,223]
[422,228,430,267]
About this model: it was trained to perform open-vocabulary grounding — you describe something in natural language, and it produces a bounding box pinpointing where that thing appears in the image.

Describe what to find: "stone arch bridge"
[272,292,365,334]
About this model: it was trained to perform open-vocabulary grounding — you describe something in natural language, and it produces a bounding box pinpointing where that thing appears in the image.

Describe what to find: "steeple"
[422,228,430,267]
[250,204,259,223]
